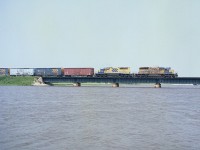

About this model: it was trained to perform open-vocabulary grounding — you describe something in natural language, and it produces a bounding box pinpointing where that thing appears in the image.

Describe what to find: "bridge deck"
[42,77,200,85]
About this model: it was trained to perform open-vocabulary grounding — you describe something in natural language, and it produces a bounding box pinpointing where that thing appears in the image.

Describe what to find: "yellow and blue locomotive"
[95,67,132,77]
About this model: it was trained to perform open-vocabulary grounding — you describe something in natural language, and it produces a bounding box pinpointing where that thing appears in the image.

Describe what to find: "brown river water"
[0,85,200,150]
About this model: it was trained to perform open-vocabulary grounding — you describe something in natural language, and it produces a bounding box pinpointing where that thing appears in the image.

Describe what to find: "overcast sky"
[0,0,200,76]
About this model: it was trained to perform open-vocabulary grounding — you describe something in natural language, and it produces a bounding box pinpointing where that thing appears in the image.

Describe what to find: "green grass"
[0,76,36,86]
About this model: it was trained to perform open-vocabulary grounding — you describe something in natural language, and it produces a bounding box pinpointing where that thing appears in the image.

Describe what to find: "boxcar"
[34,68,62,76]
[63,68,94,77]
[10,68,34,76]
[0,68,10,76]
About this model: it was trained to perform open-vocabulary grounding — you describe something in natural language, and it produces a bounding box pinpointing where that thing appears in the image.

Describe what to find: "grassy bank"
[0,76,36,86]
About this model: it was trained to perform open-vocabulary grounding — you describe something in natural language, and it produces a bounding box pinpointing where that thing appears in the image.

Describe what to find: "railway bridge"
[42,77,200,88]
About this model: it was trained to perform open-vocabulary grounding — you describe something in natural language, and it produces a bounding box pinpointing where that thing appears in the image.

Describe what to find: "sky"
[0,0,200,77]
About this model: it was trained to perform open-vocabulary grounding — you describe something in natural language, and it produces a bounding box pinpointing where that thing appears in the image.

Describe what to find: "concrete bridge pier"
[73,82,81,87]
[154,83,161,88]
[112,83,119,87]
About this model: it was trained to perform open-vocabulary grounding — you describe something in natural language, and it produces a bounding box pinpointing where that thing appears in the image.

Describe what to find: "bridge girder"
[42,77,200,85]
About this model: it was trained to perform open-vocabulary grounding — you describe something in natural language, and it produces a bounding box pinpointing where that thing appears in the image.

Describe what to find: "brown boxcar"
[63,68,94,76]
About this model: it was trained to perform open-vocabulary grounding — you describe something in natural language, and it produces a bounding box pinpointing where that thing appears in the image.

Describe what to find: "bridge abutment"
[112,83,119,87]
[73,82,81,87]
[154,83,161,88]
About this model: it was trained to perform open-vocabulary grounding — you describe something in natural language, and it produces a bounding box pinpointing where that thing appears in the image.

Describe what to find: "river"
[0,85,200,150]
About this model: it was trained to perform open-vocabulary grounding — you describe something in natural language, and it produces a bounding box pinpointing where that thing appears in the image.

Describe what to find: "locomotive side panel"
[96,67,131,77]
[100,67,130,74]
[137,67,178,78]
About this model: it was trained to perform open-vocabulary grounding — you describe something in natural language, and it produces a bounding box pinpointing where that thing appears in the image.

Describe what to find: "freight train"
[0,67,178,78]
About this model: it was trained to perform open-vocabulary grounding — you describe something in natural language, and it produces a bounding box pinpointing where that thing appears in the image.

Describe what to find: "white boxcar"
[10,68,34,76]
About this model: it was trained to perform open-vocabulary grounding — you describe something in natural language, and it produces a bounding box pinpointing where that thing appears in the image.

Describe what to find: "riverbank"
[0,76,44,86]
